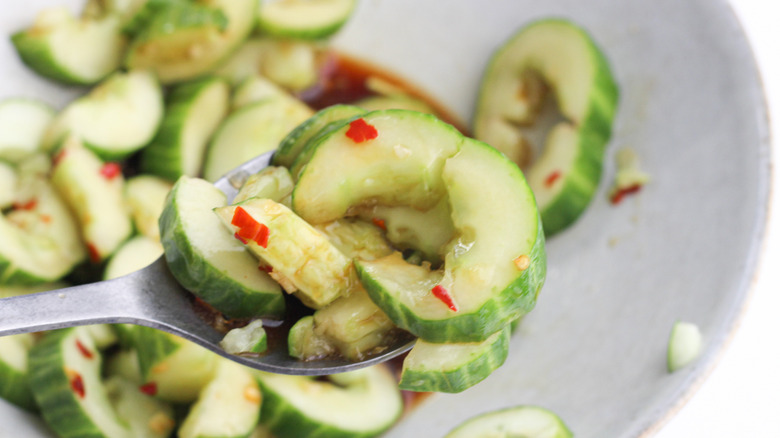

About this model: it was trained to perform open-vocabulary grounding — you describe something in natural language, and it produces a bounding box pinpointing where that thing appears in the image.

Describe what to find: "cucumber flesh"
[287,315,336,360]
[667,321,703,372]
[231,74,302,110]
[179,360,261,438]
[159,176,285,318]
[11,7,126,85]
[399,327,510,393]
[0,98,55,163]
[105,376,176,438]
[261,40,320,92]
[141,76,230,180]
[444,405,573,438]
[42,70,164,160]
[232,166,295,205]
[50,137,133,262]
[220,320,268,355]
[214,198,354,309]
[125,0,256,84]
[254,365,402,438]
[203,98,312,182]
[124,175,173,241]
[103,235,163,280]
[257,0,356,39]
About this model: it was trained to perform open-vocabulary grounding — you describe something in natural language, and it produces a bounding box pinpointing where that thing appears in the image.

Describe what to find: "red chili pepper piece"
[86,243,101,264]
[13,199,37,210]
[99,162,122,180]
[234,232,249,244]
[253,223,269,248]
[70,374,86,399]
[139,382,157,396]
[371,217,386,230]
[610,184,643,205]
[76,340,94,359]
[258,265,273,273]
[40,214,52,224]
[345,118,378,143]
[431,285,458,312]
[232,206,255,228]
[544,171,562,188]
[53,149,67,166]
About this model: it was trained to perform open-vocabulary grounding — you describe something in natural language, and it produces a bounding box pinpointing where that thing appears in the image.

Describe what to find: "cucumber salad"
[0,0,621,437]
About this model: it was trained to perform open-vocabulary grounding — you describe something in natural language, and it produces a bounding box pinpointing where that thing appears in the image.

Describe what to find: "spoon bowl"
[0,151,415,375]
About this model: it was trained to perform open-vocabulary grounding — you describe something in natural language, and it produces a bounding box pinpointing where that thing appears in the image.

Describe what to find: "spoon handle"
[0,258,221,346]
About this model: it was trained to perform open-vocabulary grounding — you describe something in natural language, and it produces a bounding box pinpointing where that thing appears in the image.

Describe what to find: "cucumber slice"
[473,19,618,235]
[220,319,268,355]
[103,235,164,280]
[255,365,402,438]
[50,138,132,263]
[444,405,573,438]
[0,334,37,411]
[124,175,173,241]
[0,177,86,285]
[214,198,354,309]
[105,376,176,438]
[287,315,336,360]
[231,74,300,110]
[11,7,126,85]
[667,321,703,372]
[141,76,230,180]
[257,0,356,40]
[0,98,55,163]
[179,360,261,438]
[355,94,435,114]
[233,166,295,205]
[203,98,312,182]
[213,39,268,85]
[125,0,256,84]
[0,162,16,209]
[159,175,285,318]
[42,70,164,161]
[399,326,510,393]
[356,139,546,343]
[291,109,464,223]
[28,327,133,438]
[130,327,219,403]
[260,40,320,91]
[272,104,364,168]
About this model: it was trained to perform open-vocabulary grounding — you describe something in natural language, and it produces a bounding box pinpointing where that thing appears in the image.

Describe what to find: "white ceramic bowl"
[0,0,769,437]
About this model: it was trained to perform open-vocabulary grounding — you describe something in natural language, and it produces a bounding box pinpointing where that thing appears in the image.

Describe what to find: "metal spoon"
[0,151,415,375]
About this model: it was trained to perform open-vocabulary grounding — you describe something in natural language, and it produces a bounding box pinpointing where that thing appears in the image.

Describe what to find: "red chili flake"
[610,184,643,205]
[372,217,386,230]
[431,285,458,312]
[345,118,378,143]
[70,373,86,399]
[234,232,249,244]
[75,340,94,359]
[53,149,67,166]
[544,171,562,188]
[99,162,122,180]
[258,265,273,273]
[86,243,101,264]
[40,214,52,223]
[13,199,38,210]
[139,382,157,396]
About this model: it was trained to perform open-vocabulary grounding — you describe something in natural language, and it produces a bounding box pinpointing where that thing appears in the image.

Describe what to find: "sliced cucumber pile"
[474,18,618,236]
[444,405,573,438]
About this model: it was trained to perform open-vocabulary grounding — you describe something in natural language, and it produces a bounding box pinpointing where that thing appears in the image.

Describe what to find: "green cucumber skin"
[256,377,398,438]
[0,336,36,411]
[287,118,354,180]
[257,11,353,41]
[141,76,228,180]
[28,329,106,438]
[272,104,364,169]
[356,219,545,344]
[10,32,104,86]
[158,179,285,318]
[399,327,510,393]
